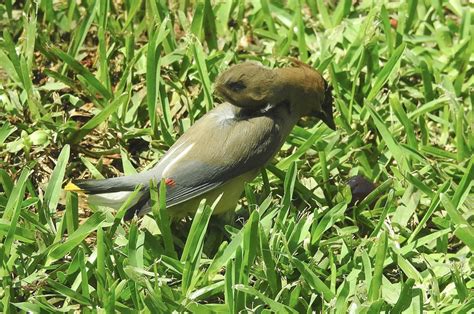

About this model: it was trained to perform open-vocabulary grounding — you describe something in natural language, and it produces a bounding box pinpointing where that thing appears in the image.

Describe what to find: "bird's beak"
[312,80,335,130]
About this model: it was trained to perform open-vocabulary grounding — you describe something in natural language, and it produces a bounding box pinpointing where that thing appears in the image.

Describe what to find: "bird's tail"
[64,176,138,194]
[64,177,145,213]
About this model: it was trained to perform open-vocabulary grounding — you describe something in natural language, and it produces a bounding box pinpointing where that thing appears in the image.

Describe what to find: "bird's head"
[274,61,335,130]
[215,60,335,129]
[215,62,281,109]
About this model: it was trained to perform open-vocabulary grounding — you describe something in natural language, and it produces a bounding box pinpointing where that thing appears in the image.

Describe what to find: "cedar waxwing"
[65,61,335,220]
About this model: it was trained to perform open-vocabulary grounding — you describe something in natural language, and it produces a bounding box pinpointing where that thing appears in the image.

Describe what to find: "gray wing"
[161,107,283,207]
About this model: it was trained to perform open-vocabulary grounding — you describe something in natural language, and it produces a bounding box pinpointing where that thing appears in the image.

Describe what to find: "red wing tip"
[164,178,176,187]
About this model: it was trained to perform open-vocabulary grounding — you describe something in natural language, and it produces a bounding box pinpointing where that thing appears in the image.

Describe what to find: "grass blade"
[47,211,106,263]
[368,231,388,301]
[68,93,128,143]
[44,144,70,215]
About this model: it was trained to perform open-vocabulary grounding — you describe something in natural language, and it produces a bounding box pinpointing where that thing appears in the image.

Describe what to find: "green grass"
[0,0,473,312]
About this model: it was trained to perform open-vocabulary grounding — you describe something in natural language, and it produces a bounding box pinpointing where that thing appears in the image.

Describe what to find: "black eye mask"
[227,81,246,92]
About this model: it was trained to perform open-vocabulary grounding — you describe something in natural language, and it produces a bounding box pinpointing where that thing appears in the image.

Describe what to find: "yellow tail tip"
[64,182,83,192]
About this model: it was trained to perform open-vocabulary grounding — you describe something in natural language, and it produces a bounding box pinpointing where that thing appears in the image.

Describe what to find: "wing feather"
[125,103,284,218]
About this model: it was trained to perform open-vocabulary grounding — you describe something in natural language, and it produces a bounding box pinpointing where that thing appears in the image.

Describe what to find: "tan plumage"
[65,61,334,220]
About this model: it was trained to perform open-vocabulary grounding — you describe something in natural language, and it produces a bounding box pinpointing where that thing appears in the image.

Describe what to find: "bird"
[64,60,335,220]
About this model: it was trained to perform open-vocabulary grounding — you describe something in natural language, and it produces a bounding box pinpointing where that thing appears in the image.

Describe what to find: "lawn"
[0,0,473,312]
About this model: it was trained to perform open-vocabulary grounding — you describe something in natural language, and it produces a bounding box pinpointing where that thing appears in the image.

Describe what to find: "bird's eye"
[227,81,246,92]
